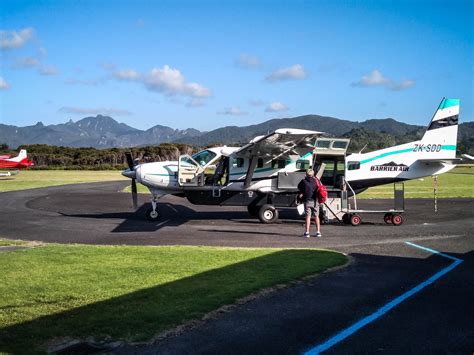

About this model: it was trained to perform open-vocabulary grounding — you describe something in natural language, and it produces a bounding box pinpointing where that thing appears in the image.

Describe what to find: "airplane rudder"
[421,98,459,142]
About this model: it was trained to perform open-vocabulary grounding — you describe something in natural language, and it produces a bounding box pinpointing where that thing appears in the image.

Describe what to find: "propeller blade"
[131,178,138,209]
[126,152,135,170]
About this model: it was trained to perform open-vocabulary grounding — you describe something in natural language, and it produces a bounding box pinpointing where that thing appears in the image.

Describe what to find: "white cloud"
[108,64,212,100]
[39,65,59,76]
[353,69,390,87]
[352,69,415,91]
[143,65,211,98]
[58,107,132,116]
[0,27,35,50]
[265,64,307,83]
[0,77,10,90]
[265,102,289,112]
[236,53,262,69]
[217,107,248,116]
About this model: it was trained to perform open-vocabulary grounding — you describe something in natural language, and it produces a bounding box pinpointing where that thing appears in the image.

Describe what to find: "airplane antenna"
[359,143,368,154]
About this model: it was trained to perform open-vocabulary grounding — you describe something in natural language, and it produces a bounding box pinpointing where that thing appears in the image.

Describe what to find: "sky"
[0,0,472,131]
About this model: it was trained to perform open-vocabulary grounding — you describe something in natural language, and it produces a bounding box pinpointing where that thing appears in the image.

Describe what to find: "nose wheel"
[145,195,161,221]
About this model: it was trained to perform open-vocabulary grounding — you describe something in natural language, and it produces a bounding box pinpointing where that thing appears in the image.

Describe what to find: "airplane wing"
[234,128,325,159]
[234,128,325,188]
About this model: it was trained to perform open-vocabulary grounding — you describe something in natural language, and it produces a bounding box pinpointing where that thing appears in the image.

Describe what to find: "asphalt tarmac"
[1,182,473,353]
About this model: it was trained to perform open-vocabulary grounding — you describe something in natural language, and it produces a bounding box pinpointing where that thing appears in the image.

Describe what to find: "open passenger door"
[178,154,204,186]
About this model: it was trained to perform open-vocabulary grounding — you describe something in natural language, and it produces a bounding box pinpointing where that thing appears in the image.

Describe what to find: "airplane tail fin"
[10,149,27,162]
[420,98,459,158]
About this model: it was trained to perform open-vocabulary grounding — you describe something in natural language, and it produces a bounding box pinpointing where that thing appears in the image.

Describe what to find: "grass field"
[0,170,126,192]
[0,243,346,353]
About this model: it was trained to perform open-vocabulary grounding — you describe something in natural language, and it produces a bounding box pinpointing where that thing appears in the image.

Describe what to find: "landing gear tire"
[258,204,279,224]
[247,205,259,217]
[350,214,362,226]
[391,214,403,226]
[146,206,161,221]
[384,213,393,224]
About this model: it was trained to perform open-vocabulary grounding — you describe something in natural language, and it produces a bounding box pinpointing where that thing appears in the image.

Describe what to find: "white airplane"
[122,98,461,223]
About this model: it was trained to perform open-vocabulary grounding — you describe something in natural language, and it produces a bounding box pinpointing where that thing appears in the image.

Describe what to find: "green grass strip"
[0,170,127,193]
[0,244,347,353]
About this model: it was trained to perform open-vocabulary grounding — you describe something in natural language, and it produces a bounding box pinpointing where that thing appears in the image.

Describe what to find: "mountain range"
[1,114,473,153]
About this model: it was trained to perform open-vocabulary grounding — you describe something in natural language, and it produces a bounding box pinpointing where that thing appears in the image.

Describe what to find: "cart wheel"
[258,204,279,224]
[342,213,350,224]
[392,214,403,226]
[350,214,362,226]
[384,213,393,224]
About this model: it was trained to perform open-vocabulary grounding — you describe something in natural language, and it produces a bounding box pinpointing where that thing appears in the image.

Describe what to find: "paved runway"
[1,182,473,353]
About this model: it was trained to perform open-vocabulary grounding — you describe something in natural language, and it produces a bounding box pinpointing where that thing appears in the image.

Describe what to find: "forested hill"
[1,114,473,155]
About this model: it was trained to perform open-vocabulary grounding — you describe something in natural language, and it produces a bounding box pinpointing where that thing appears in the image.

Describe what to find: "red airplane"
[0,150,34,175]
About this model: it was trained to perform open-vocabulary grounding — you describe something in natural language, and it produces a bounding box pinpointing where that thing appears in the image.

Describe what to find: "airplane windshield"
[192,150,217,166]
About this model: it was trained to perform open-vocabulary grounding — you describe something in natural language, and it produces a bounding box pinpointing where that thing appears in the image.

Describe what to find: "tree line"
[0,144,197,170]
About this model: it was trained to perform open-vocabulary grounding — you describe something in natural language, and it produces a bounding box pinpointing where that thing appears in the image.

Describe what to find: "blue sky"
[0,0,472,131]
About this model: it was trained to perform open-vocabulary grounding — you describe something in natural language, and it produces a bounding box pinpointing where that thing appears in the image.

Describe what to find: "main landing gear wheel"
[350,214,362,226]
[145,206,161,221]
[384,213,393,224]
[258,204,279,224]
[391,214,403,226]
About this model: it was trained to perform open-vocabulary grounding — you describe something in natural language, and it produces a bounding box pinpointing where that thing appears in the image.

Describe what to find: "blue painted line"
[304,242,463,355]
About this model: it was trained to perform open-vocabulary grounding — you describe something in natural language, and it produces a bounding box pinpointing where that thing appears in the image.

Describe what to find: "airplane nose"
[122,168,136,179]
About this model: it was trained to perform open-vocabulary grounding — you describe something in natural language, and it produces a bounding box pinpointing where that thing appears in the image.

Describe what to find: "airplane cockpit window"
[347,161,360,170]
[192,150,217,167]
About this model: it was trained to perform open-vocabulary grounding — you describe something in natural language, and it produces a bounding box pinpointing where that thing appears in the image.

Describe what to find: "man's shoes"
[303,232,310,238]
[315,232,322,238]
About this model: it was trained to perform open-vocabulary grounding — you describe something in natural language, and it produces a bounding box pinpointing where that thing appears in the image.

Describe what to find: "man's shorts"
[304,199,319,217]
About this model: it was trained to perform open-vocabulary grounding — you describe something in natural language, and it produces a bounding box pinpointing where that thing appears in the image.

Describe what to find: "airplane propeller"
[124,152,138,209]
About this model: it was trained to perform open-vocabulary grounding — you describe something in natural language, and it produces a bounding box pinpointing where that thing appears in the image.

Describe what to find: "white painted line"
[304,242,463,354]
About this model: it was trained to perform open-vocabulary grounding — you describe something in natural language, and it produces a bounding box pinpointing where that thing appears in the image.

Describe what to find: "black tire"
[384,213,393,224]
[146,206,161,221]
[392,214,403,226]
[247,204,259,217]
[350,214,362,226]
[258,204,279,224]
